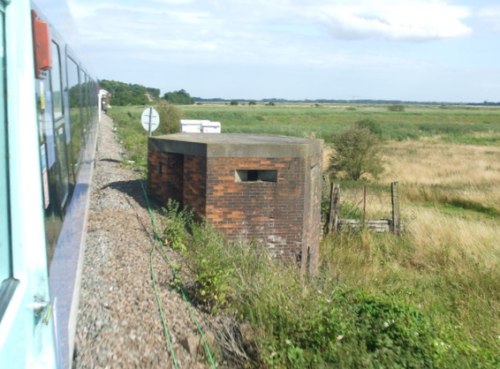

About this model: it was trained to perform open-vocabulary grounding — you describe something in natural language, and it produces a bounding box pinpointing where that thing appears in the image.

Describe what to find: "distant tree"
[163,89,194,105]
[249,101,257,106]
[329,126,383,181]
[154,100,182,135]
[230,100,239,106]
[99,79,158,106]
[146,87,160,99]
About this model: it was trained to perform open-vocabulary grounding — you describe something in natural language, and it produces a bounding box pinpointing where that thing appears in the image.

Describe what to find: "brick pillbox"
[148,133,322,274]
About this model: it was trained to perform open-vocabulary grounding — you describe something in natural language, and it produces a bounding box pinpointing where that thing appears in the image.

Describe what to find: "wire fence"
[325,181,401,235]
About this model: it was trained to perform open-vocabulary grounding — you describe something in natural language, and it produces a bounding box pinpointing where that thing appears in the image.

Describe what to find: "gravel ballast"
[74,114,213,369]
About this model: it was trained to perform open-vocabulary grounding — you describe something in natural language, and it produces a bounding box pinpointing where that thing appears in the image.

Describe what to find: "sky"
[36,0,500,102]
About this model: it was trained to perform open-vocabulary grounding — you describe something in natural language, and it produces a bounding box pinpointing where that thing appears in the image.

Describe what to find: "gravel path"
[74,114,214,369]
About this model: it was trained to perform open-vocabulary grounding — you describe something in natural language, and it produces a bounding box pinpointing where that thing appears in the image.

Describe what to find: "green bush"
[329,126,383,180]
[161,200,190,252]
[188,223,236,311]
[254,288,444,369]
[155,100,182,135]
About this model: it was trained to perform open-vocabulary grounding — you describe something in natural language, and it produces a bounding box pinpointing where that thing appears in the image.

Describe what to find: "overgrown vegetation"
[329,122,383,180]
[154,101,182,135]
[160,203,498,368]
[111,103,500,369]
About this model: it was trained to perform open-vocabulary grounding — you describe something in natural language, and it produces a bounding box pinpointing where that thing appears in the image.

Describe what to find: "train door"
[0,1,56,368]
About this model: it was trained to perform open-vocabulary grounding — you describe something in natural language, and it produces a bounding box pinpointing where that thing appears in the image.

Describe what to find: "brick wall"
[205,156,305,261]
[148,150,184,206]
[183,155,207,218]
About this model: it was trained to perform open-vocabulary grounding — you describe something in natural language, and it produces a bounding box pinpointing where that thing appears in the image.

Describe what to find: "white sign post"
[141,107,160,136]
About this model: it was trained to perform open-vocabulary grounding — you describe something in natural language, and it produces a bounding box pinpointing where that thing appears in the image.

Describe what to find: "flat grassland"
[110,103,500,368]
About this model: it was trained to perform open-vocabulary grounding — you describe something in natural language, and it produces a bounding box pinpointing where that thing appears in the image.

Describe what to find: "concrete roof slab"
[149,133,322,158]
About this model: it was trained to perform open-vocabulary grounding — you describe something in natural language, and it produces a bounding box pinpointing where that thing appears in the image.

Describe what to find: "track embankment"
[74,114,214,369]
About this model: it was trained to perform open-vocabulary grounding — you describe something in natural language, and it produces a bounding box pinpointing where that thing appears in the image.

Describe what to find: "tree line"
[99,79,194,106]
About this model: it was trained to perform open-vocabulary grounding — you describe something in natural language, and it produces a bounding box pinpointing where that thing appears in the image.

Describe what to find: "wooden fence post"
[391,182,401,235]
[327,183,340,234]
[362,185,367,228]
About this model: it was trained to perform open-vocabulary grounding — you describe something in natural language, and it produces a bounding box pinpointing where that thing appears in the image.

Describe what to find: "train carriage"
[0,1,99,368]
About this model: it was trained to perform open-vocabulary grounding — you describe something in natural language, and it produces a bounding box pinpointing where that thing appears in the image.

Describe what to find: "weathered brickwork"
[205,157,305,261]
[148,134,322,273]
[148,150,183,206]
[183,155,207,218]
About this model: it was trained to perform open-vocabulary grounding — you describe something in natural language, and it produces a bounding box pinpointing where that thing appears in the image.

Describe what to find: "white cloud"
[302,0,471,41]
[67,0,473,65]
[64,0,476,71]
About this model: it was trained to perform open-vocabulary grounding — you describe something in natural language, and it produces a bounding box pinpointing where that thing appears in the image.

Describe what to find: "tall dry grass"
[380,139,500,208]
[404,206,499,269]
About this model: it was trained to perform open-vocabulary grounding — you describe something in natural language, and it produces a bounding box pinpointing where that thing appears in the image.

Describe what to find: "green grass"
[109,103,500,144]
[107,108,149,169]
[181,103,500,142]
[443,133,500,146]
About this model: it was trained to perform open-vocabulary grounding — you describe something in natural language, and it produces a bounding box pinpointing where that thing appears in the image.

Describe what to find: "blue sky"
[37,0,500,102]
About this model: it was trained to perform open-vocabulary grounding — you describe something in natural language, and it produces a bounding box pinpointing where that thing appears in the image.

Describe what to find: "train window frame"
[50,40,64,122]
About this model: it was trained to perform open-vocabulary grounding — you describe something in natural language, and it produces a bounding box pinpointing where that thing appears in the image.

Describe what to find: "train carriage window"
[50,41,63,121]
[66,56,82,174]
[55,125,69,209]
[83,73,91,134]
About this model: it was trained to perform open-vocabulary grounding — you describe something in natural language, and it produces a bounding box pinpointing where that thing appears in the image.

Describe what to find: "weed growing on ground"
[161,200,191,253]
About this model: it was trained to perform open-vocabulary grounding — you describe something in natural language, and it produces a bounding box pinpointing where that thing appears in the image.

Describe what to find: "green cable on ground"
[155,239,219,369]
[150,243,180,369]
[140,181,218,369]
[139,180,180,368]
